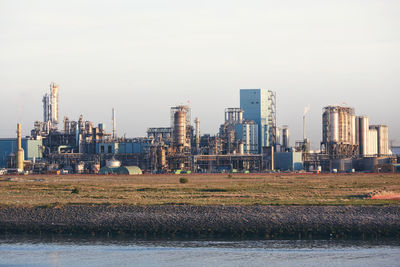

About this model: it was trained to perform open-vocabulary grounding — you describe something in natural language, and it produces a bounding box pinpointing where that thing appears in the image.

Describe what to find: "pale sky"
[1,0,399,148]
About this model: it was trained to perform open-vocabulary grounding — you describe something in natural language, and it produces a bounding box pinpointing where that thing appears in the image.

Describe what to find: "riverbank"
[0,205,399,239]
[1,173,400,206]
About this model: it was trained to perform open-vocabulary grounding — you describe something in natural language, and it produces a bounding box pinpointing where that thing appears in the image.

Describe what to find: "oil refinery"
[0,83,398,175]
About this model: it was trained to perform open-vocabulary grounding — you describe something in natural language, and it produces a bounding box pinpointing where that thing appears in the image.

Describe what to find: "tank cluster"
[321,106,390,158]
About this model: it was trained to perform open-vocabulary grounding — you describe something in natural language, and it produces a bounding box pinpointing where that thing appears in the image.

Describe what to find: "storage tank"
[275,127,281,146]
[377,125,389,156]
[174,110,186,148]
[338,110,347,143]
[329,110,339,142]
[282,126,289,149]
[351,114,356,145]
[368,127,378,156]
[358,116,369,156]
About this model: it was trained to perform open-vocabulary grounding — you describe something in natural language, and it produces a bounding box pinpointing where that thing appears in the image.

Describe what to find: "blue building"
[0,138,43,168]
[234,122,258,154]
[240,89,276,153]
[275,151,303,171]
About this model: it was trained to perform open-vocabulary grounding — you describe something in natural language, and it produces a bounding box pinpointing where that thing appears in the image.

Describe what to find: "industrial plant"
[0,83,398,175]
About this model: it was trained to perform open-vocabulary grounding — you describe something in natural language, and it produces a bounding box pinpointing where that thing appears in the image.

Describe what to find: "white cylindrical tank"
[351,115,356,145]
[372,125,390,156]
[329,111,339,142]
[368,128,378,156]
[340,110,347,143]
[358,116,369,156]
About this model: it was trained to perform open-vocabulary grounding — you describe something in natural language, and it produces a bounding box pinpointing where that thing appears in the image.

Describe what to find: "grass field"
[0,173,399,206]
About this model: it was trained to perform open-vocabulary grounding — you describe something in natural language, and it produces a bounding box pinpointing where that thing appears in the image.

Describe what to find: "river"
[0,237,399,266]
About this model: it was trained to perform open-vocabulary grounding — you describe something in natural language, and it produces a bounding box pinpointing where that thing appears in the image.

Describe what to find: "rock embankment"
[0,205,399,239]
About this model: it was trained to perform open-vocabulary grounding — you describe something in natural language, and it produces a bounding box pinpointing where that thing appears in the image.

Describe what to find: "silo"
[373,125,389,156]
[368,127,378,156]
[174,110,186,148]
[338,109,347,143]
[350,114,356,145]
[329,110,339,142]
[358,116,369,156]
[275,127,281,146]
[282,126,289,149]
[380,125,389,156]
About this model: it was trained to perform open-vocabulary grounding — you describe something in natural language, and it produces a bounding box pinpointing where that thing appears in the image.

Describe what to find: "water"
[0,238,399,266]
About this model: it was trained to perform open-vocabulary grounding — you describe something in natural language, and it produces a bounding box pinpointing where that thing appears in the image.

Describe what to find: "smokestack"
[194,117,200,153]
[112,108,116,140]
[17,123,24,172]
[303,105,310,140]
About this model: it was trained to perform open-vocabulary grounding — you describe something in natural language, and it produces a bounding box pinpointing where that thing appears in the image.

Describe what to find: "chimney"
[17,123,25,172]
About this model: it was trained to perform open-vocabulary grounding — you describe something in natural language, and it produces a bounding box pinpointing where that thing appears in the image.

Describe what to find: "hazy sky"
[1,0,399,148]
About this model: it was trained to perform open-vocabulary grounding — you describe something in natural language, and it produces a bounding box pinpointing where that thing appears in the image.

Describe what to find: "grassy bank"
[0,173,399,207]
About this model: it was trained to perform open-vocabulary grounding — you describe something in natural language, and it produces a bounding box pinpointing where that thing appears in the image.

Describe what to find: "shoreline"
[0,205,399,239]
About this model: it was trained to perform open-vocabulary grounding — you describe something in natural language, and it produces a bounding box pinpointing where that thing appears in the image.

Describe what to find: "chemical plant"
[0,83,398,175]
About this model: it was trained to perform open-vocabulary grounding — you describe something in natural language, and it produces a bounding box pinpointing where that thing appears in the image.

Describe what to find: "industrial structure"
[0,83,396,174]
[42,82,59,133]
[321,105,391,158]
[16,124,24,172]
[300,105,394,172]
[240,89,277,153]
[321,106,358,157]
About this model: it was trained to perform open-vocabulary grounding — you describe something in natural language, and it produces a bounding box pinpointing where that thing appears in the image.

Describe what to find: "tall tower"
[42,82,59,132]
[16,123,24,172]
[194,117,200,153]
[240,89,276,153]
[50,82,59,126]
[112,108,117,140]
[171,105,191,152]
